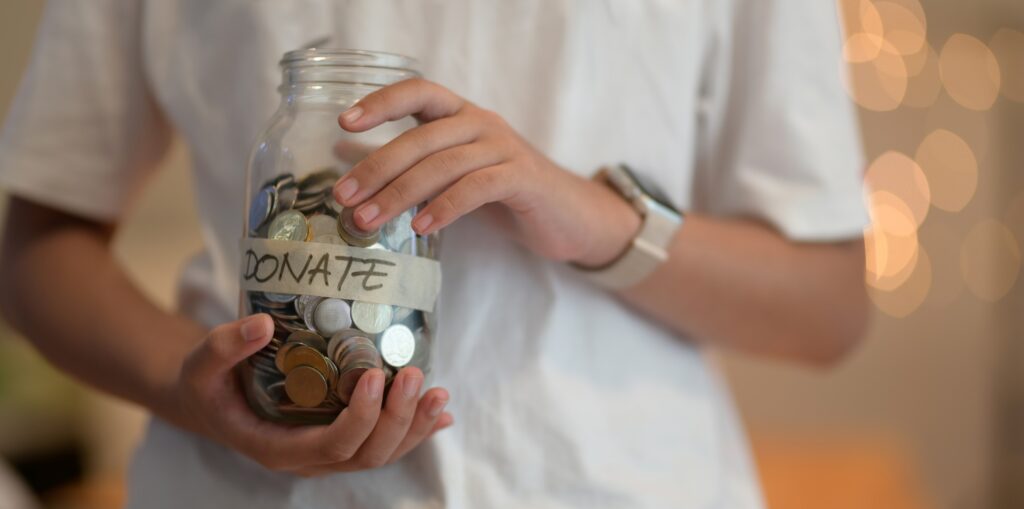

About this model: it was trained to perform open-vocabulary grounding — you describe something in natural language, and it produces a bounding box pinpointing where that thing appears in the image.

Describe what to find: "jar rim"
[280,48,419,72]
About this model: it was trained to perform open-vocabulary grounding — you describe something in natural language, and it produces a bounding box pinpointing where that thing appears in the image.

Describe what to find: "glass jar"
[239,49,441,425]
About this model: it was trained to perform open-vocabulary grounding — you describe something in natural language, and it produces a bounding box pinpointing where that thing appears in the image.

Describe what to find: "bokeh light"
[868,244,932,317]
[901,44,942,108]
[839,0,885,42]
[864,151,931,229]
[960,219,1021,302]
[989,29,1024,103]
[845,33,885,63]
[864,187,921,292]
[915,129,978,212]
[874,1,927,56]
[939,34,1002,111]
[846,40,908,111]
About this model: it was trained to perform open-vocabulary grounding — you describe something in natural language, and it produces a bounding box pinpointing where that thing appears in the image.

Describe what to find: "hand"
[171,314,452,477]
[332,78,641,268]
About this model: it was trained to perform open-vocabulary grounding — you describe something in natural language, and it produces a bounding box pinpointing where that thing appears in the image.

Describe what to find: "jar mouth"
[280,48,419,72]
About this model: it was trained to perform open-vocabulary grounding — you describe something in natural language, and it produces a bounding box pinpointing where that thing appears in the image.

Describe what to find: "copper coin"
[282,345,333,376]
[336,366,370,405]
[285,365,329,408]
[286,330,328,353]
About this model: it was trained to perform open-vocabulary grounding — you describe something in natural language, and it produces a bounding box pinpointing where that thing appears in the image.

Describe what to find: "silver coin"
[249,186,276,233]
[268,210,309,241]
[381,210,413,250]
[277,182,299,210]
[313,298,353,336]
[308,214,338,238]
[295,294,321,317]
[299,168,341,195]
[350,301,393,334]
[302,296,325,332]
[392,305,415,322]
[325,197,344,215]
[314,233,348,246]
[378,324,416,368]
[264,292,298,304]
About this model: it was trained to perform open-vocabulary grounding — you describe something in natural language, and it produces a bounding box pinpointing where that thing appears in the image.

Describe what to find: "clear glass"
[239,49,439,425]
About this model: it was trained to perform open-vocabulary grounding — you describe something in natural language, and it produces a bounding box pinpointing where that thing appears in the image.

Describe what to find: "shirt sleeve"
[692,0,868,242]
[0,0,171,222]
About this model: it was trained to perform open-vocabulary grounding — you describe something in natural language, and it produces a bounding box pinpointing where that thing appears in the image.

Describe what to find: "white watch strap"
[584,198,682,289]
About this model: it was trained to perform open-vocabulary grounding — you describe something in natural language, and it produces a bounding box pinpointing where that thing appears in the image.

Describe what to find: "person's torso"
[126,1,764,507]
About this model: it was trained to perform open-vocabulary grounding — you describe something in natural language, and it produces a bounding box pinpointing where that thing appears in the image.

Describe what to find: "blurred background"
[0,0,1021,508]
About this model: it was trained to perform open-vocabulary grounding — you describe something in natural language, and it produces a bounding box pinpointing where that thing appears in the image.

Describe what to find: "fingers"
[348,367,424,467]
[311,368,386,464]
[348,144,505,231]
[184,314,273,383]
[388,388,451,462]
[413,165,516,235]
[332,116,480,208]
[339,78,465,132]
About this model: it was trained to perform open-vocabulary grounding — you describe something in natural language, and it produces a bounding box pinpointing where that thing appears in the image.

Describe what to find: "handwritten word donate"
[239,238,441,312]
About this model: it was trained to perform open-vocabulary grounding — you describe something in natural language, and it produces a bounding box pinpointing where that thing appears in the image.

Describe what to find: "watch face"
[620,165,680,214]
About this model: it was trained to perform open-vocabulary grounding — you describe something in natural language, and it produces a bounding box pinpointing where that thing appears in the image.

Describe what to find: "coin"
[295,294,321,319]
[378,324,416,368]
[299,168,341,195]
[268,210,309,241]
[313,298,353,337]
[327,329,371,360]
[338,342,381,368]
[392,305,415,323]
[264,292,298,304]
[313,233,348,246]
[337,207,380,247]
[302,296,325,332]
[277,182,299,211]
[286,330,328,353]
[274,342,302,373]
[249,185,276,233]
[351,301,393,334]
[381,210,413,250]
[325,197,344,216]
[282,345,333,376]
[308,213,338,238]
[285,365,329,408]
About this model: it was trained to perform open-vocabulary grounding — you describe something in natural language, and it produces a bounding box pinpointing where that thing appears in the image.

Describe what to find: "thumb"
[188,313,274,382]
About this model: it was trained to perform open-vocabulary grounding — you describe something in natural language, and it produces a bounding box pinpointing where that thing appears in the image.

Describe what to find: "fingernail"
[335,177,359,203]
[357,203,379,224]
[366,371,384,400]
[240,315,266,342]
[413,213,433,233]
[403,374,423,398]
[428,397,448,418]
[341,106,363,124]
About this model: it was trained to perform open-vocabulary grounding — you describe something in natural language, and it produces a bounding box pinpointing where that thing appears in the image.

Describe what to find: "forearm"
[0,201,205,424]
[618,214,868,364]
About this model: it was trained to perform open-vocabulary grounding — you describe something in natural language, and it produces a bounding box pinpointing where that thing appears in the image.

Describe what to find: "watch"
[573,164,684,289]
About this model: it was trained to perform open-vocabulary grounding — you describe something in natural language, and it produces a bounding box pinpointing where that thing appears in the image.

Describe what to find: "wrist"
[572,177,642,268]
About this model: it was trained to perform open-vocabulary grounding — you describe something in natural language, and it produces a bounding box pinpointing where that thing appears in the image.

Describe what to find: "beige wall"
[1,1,1020,508]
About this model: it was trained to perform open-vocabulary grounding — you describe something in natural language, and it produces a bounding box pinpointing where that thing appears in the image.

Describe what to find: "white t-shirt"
[0,1,866,508]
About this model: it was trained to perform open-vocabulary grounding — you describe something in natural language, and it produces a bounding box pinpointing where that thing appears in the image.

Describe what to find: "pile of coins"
[244,169,434,419]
